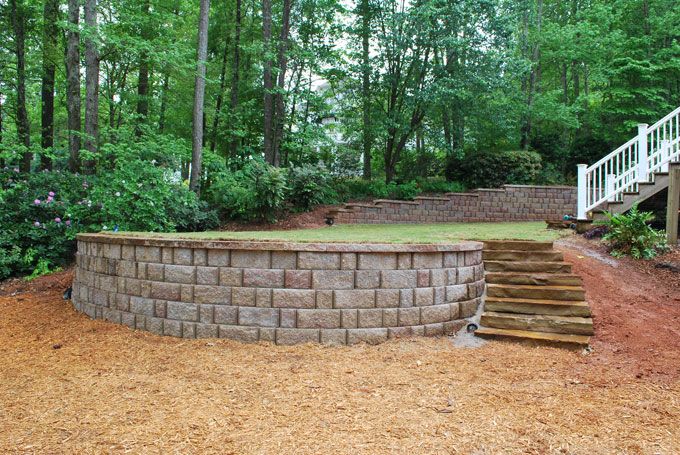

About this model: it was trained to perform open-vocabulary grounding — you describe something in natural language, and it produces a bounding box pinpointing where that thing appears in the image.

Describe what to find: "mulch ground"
[1,240,680,454]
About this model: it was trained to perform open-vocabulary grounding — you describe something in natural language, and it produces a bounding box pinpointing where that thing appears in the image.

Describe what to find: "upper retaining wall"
[72,234,485,345]
[328,185,577,224]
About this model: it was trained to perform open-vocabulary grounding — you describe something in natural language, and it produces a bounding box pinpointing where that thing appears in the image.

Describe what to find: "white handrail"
[577,106,680,220]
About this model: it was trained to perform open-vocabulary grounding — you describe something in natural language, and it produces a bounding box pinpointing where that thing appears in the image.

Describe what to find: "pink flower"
[13,168,19,173]
[48,191,55,197]
[34,221,40,227]
[34,199,41,205]
[55,217,62,223]
[47,196,54,203]
[65,220,72,226]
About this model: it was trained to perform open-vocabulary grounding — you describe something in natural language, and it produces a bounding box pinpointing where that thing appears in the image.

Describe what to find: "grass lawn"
[117,221,569,243]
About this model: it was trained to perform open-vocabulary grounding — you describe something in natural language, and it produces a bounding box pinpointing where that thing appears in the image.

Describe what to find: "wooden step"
[487,283,585,301]
[485,296,591,317]
[485,272,582,286]
[483,240,554,251]
[483,260,572,273]
[480,311,593,335]
[474,327,590,348]
[483,250,564,262]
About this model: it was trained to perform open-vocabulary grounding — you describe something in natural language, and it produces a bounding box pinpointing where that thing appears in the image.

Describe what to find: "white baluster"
[637,123,649,183]
[661,139,670,172]
[606,174,616,202]
[577,164,587,220]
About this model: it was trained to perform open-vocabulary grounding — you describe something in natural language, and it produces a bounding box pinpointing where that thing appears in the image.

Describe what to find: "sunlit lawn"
[117,221,568,243]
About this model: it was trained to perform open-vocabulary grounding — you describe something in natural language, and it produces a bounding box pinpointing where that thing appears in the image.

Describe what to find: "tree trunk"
[10,0,32,172]
[40,0,59,170]
[190,0,211,194]
[360,0,372,179]
[262,0,275,164]
[228,0,241,158]
[83,0,99,174]
[66,0,81,172]
[271,0,292,166]
[135,0,151,135]
[158,72,170,132]
[0,88,4,167]
[210,20,230,152]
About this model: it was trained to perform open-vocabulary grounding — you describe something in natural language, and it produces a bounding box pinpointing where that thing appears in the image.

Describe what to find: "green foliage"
[602,204,669,259]
[334,178,426,201]
[287,164,337,211]
[416,178,465,194]
[446,150,542,189]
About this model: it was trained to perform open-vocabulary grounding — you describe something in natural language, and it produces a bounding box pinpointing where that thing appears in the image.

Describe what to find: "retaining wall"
[72,234,485,345]
[328,185,577,224]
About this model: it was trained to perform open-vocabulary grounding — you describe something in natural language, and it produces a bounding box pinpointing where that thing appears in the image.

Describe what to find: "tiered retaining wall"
[328,185,577,224]
[72,234,485,345]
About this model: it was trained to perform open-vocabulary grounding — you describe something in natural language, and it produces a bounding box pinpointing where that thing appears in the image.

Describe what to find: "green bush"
[287,163,337,211]
[208,160,288,223]
[391,181,421,200]
[446,149,542,189]
[416,178,465,194]
[335,178,425,201]
[602,204,669,259]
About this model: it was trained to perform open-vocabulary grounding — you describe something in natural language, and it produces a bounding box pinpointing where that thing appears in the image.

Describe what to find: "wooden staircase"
[475,240,593,348]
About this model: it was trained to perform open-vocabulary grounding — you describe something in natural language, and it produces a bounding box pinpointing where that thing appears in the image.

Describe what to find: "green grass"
[116,221,569,243]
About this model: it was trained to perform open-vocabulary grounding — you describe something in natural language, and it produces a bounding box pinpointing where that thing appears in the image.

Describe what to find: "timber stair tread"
[485,296,590,317]
[483,240,554,251]
[483,260,572,273]
[480,311,594,336]
[482,250,564,262]
[474,327,591,347]
[487,283,585,301]
[485,272,582,286]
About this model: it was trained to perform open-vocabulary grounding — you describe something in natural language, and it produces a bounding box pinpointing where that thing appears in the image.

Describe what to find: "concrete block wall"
[328,185,577,224]
[72,235,485,345]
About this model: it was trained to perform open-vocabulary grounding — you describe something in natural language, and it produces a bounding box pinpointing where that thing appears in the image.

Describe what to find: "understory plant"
[602,204,669,259]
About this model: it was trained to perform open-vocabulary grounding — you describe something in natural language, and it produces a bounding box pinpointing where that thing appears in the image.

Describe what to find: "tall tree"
[40,0,59,170]
[66,0,81,172]
[10,0,32,172]
[228,0,242,157]
[262,0,275,164]
[210,4,231,152]
[272,0,292,162]
[135,0,151,135]
[359,0,372,179]
[83,0,99,173]
[189,0,211,193]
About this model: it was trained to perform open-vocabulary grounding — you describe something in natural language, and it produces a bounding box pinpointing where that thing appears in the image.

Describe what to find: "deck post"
[637,123,649,183]
[577,164,587,220]
[667,167,679,245]
[606,174,616,202]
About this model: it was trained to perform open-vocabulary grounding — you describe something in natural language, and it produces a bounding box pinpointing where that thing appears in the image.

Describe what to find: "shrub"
[287,163,337,211]
[391,181,421,200]
[446,149,542,189]
[602,204,669,259]
[335,178,425,201]
[416,178,465,194]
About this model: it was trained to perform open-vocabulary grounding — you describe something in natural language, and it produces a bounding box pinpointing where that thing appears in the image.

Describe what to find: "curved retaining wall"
[72,234,485,345]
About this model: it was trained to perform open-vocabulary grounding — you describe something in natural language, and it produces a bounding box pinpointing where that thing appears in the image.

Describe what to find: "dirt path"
[1,241,679,454]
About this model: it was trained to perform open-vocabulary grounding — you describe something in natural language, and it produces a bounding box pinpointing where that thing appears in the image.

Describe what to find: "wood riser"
[485,272,582,286]
[484,261,572,273]
[480,312,594,336]
[485,298,591,317]
[474,327,590,348]
[483,251,564,262]
[487,284,586,301]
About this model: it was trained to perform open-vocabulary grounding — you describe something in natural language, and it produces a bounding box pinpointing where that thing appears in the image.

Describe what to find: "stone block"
[414,287,434,306]
[334,290,375,309]
[446,285,468,302]
[272,251,296,269]
[154,300,166,318]
[115,294,130,311]
[381,270,417,289]
[174,248,193,265]
[259,328,276,343]
[458,266,475,284]
[341,309,358,328]
[467,281,484,299]
[449,302,460,319]
[355,270,380,289]
[446,269,458,285]
[413,253,442,269]
[376,289,400,308]
[243,269,284,288]
[147,317,164,335]
[214,306,238,324]
[280,309,297,328]
[443,320,465,335]
[194,285,231,305]
[164,265,196,284]
[199,304,214,323]
[320,329,347,345]
[136,246,161,263]
[412,325,425,336]
[285,270,311,289]
[312,270,354,290]
[102,308,121,323]
[358,309,382,328]
[207,250,230,267]
[358,253,397,270]
[340,253,356,270]
[182,322,196,338]
[121,312,136,329]
[126,279,141,296]
[219,325,259,343]
[231,250,270,268]
[151,282,181,301]
[130,296,155,316]
[196,267,219,285]
[347,328,388,345]
[219,268,243,286]
[146,263,165,281]
[276,328,320,345]
[424,322,445,336]
[196,323,219,338]
[164,319,182,337]
[382,308,398,327]
[397,253,412,269]
[239,307,279,327]
[167,301,198,321]
[417,270,430,287]
[117,260,137,278]
[232,287,256,306]
[256,288,272,307]
[180,285,194,303]
[420,304,450,324]
[272,289,316,308]
[193,249,207,266]
[460,298,480,318]
[298,252,340,270]
[464,250,482,266]
[162,247,174,264]
[443,252,460,268]
[99,275,117,292]
[122,245,135,260]
[297,309,341,328]
[316,290,333,309]
[433,286,446,305]
[399,289,414,307]
[388,326,413,339]
[398,307,420,326]
[136,263,147,280]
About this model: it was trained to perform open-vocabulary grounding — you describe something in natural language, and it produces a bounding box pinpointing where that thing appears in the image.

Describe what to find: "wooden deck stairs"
[475,240,593,348]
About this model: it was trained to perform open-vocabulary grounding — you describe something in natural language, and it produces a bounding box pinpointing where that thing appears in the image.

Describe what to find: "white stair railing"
[577,106,680,220]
